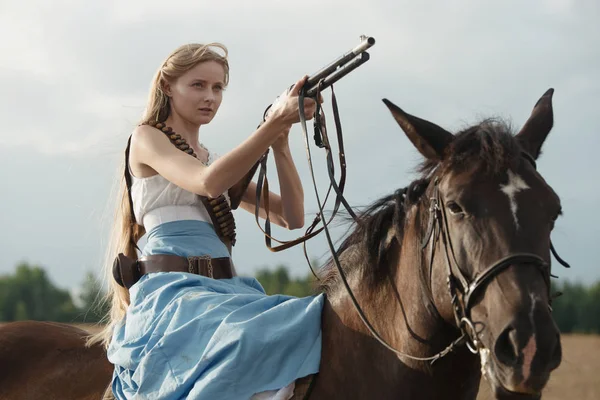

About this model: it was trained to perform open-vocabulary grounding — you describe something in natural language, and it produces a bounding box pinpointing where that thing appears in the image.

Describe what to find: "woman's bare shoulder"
[128,124,178,171]
[131,124,166,147]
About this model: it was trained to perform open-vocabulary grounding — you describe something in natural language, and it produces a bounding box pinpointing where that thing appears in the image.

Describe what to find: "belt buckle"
[187,255,213,278]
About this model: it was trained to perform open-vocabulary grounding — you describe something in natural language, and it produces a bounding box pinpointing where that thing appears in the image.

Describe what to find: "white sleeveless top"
[129,149,230,232]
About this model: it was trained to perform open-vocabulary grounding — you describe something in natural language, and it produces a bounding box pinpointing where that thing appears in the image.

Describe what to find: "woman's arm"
[130,117,289,198]
[238,132,305,230]
[131,77,316,199]
[272,141,304,229]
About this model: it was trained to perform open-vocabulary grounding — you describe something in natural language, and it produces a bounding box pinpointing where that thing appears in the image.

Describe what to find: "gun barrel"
[304,36,375,94]
[305,52,370,98]
[350,36,376,55]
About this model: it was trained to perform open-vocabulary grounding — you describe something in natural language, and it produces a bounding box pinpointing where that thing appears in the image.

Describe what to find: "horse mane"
[318,118,523,295]
[421,118,521,176]
[317,178,429,294]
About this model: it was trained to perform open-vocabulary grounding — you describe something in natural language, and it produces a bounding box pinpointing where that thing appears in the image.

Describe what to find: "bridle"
[420,154,571,355]
[290,97,571,363]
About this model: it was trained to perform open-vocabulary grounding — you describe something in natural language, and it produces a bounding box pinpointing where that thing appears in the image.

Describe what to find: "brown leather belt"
[113,253,234,289]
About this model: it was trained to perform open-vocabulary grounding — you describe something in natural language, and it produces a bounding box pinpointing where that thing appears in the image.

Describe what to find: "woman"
[91,43,325,399]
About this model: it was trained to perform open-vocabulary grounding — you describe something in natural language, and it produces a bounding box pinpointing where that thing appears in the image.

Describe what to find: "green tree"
[14,301,28,321]
[581,281,600,333]
[255,264,317,297]
[0,262,80,322]
[551,280,600,334]
[77,271,110,323]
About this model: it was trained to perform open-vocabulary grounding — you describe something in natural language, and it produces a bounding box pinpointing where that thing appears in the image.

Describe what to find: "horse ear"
[516,88,554,160]
[382,98,453,160]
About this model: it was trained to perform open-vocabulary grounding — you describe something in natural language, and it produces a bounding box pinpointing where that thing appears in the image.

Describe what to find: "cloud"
[0,0,598,288]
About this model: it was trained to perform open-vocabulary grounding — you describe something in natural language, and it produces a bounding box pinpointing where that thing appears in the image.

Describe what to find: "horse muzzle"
[482,297,562,399]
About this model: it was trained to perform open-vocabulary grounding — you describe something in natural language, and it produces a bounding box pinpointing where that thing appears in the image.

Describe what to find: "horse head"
[383,89,563,399]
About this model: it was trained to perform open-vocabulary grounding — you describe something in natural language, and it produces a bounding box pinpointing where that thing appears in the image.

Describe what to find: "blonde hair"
[87,43,230,355]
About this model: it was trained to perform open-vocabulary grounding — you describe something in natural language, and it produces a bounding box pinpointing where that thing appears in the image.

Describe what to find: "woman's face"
[166,60,226,126]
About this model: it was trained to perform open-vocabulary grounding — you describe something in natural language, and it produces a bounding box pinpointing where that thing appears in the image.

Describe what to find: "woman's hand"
[266,76,318,127]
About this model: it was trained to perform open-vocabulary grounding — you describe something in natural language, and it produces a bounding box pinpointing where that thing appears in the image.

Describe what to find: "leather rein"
[253,82,358,278]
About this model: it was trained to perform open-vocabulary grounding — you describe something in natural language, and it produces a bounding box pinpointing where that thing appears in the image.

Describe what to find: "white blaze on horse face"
[521,293,539,382]
[521,335,537,382]
[499,170,530,229]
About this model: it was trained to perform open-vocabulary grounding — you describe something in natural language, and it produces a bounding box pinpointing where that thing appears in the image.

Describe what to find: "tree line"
[0,263,109,323]
[0,262,599,334]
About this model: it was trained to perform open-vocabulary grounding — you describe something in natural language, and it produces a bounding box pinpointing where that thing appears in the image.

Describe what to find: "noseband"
[420,152,570,355]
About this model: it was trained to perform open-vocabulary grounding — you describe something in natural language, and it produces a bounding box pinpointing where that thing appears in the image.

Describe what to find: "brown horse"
[0,88,565,400]
[0,321,112,399]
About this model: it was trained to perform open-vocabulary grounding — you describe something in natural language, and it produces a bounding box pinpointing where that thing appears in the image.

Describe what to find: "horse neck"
[314,211,481,400]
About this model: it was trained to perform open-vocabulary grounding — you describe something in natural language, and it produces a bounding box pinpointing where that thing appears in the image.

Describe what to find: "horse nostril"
[494,325,520,367]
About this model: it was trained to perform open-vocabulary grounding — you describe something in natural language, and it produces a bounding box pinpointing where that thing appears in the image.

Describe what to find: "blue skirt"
[107,220,325,399]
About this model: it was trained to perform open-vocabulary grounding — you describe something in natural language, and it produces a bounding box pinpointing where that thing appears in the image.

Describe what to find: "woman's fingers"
[303,97,316,108]
[289,75,309,97]
[303,103,317,120]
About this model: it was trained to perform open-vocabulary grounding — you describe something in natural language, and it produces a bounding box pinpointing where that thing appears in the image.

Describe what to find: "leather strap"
[113,253,233,289]
[253,85,357,254]
[228,156,264,210]
[124,136,142,252]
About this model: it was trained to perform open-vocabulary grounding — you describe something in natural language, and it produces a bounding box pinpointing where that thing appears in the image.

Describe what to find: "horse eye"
[447,201,464,215]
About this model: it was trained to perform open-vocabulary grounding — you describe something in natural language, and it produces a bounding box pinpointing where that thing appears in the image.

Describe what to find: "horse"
[0,88,565,400]
[309,88,564,399]
[0,321,112,399]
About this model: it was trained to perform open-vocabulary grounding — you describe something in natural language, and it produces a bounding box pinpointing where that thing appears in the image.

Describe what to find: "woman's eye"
[447,201,464,215]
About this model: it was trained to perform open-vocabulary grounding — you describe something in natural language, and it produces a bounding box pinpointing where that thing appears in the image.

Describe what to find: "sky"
[0,0,598,292]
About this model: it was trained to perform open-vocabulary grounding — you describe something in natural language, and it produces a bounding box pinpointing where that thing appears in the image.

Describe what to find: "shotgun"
[261,35,376,122]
